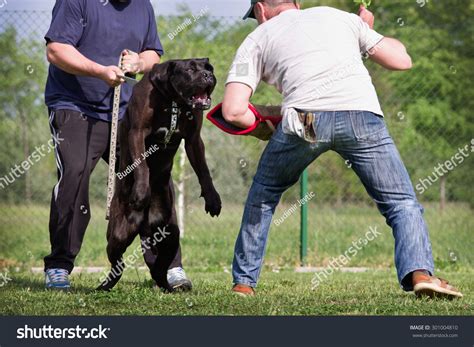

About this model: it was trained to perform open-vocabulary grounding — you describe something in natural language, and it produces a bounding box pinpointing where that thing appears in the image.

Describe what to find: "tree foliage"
[0,1,472,208]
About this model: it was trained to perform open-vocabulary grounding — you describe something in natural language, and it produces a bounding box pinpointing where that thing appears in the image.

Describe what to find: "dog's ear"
[201,58,213,72]
[198,58,210,65]
[149,61,176,89]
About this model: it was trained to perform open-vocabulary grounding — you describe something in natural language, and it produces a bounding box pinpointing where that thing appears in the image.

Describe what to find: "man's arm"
[359,6,412,71]
[367,37,412,71]
[222,83,255,128]
[222,35,263,128]
[47,43,161,87]
[46,42,124,87]
[138,51,161,72]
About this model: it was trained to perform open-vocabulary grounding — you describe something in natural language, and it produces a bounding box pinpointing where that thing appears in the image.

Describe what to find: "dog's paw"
[130,182,151,210]
[154,277,175,294]
[203,190,222,217]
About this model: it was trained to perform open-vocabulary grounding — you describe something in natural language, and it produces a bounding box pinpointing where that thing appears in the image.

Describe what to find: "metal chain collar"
[161,102,194,147]
[162,101,179,146]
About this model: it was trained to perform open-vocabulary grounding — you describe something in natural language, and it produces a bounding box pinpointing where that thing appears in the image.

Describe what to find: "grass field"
[0,203,472,315]
[1,271,472,316]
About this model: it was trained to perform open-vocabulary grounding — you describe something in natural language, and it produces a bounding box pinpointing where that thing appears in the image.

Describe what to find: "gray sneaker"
[167,267,192,291]
[45,268,70,290]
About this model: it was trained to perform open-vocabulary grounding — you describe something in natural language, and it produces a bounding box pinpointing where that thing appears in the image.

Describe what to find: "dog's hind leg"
[96,207,142,291]
[149,222,180,292]
[147,179,180,292]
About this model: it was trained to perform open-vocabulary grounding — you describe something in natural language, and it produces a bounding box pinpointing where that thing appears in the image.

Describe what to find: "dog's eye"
[186,68,195,73]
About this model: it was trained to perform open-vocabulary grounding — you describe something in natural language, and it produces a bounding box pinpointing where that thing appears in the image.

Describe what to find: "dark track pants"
[44,109,182,273]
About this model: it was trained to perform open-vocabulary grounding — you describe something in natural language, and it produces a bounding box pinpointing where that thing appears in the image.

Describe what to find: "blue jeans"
[232,111,434,291]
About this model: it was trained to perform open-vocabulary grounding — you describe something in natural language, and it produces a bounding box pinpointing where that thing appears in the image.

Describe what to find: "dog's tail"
[96,258,125,292]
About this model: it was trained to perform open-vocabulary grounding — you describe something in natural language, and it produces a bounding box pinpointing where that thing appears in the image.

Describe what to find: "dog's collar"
[160,101,194,147]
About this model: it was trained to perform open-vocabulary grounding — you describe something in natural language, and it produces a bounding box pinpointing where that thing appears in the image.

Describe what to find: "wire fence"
[0,6,472,273]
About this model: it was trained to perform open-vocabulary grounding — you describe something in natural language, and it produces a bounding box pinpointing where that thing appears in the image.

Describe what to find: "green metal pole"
[300,169,308,266]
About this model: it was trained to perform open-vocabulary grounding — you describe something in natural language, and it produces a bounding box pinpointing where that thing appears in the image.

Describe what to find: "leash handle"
[105,54,124,220]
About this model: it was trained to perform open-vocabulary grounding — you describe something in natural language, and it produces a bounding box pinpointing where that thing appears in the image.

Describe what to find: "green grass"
[1,270,472,316]
[0,203,472,271]
[0,203,472,315]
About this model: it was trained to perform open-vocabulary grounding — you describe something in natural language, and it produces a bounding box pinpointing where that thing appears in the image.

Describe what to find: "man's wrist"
[136,59,143,74]
[91,63,106,79]
[137,58,146,74]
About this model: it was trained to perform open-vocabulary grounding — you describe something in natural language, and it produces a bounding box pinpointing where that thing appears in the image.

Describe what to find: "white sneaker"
[167,267,192,291]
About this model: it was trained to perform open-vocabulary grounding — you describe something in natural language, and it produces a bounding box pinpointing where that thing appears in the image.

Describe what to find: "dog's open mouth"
[188,91,212,110]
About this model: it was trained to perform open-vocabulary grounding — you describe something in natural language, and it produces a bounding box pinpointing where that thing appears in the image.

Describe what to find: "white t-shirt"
[226,6,385,119]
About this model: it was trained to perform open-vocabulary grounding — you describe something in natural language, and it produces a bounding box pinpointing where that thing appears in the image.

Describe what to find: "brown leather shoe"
[413,271,463,299]
[232,284,255,297]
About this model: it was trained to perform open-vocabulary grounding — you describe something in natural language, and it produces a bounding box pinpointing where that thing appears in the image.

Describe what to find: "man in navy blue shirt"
[44,0,192,291]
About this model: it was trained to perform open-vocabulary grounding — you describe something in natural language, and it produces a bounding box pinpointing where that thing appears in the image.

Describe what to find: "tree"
[0,27,49,204]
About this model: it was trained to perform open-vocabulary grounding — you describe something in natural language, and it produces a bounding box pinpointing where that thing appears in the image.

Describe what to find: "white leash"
[106,54,124,220]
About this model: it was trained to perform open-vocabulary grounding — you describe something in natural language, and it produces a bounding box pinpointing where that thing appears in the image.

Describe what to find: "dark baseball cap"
[243,0,259,20]
[243,1,298,20]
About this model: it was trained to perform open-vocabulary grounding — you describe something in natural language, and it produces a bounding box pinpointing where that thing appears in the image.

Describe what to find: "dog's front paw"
[203,189,222,217]
[130,182,151,210]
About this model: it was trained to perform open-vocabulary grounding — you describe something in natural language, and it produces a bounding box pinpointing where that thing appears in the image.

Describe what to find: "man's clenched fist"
[98,65,125,87]
[121,49,144,75]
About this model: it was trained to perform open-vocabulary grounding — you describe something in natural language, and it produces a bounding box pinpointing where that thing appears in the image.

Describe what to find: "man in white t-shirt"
[222,0,462,299]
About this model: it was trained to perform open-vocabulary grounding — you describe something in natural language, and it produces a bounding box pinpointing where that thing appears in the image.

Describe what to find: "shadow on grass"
[7,270,160,295]
[10,277,94,294]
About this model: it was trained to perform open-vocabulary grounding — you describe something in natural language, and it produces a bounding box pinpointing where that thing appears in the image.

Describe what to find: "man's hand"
[358,5,374,29]
[121,49,143,75]
[97,65,125,87]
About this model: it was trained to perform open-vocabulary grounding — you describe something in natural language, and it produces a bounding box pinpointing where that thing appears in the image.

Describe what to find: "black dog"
[97,59,221,292]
